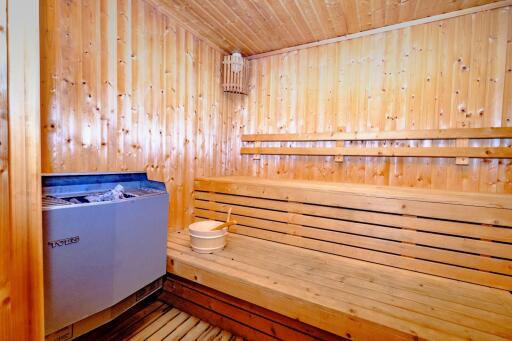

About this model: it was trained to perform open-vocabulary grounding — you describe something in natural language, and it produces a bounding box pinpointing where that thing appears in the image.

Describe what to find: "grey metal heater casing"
[42,172,168,335]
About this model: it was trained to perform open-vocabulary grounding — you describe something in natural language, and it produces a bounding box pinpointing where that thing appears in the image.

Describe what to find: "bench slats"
[168,232,512,340]
[195,177,512,225]
[170,234,512,338]
[195,191,512,243]
[194,207,512,275]
[194,177,512,290]
[168,242,413,340]
[195,213,512,290]
[194,201,511,259]
[191,233,511,315]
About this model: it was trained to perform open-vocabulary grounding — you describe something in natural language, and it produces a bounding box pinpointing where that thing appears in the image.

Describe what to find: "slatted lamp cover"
[223,51,249,95]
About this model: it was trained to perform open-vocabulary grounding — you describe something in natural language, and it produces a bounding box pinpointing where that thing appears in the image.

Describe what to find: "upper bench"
[193,176,512,290]
[168,176,512,339]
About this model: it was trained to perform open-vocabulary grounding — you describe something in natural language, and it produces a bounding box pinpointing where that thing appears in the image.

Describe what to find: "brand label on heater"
[48,236,80,248]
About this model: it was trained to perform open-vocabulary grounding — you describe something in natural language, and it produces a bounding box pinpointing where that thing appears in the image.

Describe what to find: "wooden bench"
[167,176,512,340]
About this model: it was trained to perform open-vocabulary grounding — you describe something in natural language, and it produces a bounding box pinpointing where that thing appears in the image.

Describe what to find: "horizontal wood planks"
[162,275,344,341]
[40,0,226,229]
[241,146,512,159]
[242,127,512,141]
[194,176,512,290]
[223,6,512,193]
[168,230,512,340]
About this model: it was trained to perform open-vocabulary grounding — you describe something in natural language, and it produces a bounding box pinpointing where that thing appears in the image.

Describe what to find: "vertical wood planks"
[39,2,512,230]
[40,0,226,229]
[225,6,512,194]
[0,0,10,339]
[2,0,44,339]
[501,6,512,192]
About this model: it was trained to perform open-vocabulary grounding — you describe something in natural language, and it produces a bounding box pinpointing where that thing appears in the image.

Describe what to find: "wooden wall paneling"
[40,0,57,172]
[130,0,141,172]
[173,25,185,230]
[41,0,226,229]
[164,16,177,226]
[267,54,278,180]
[40,1,512,229]
[100,0,117,172]
[82,1,100,172]
[226,6,512,194]
[452,14,473,190]
[183,30,195,226]
[1,0,44,339]
[485,7,510,191]
[500,6,512,192]
[117,0,131,172]
[0,0,9,339]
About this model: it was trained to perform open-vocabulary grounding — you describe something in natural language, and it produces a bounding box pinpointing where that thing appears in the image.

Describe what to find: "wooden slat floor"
[77,297,244,341]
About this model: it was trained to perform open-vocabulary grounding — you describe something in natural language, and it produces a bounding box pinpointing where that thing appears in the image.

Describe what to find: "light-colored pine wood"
[180,320,210,341]
[1,0,44,340]
[194,203,511,263]
[334,141,344,162]
[241,145,512,159]
[146,311,190,341]
[223,6,512,195]
[168,231,512,340]
[195,176,512,222]
[0,1,10,338]
[197,326,221,341]
[171,233,512,337]
[242,127,512,141]
[40,0,227,230]
[114,302,173,340]
[154,0,506,56]
[170,232,510,313]
[455,138,470,165]
[162,316,200,341]
[78,298,242,341]
[223,54,249,94]
[193,176,512,289]
[247,0,512,59]
[213,330,233,341]
[130,308,180,341]
[194,192,512,242]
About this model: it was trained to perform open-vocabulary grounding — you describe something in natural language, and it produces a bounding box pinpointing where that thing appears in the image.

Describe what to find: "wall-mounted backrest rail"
[241,127,512,164]
[242,127,512,142]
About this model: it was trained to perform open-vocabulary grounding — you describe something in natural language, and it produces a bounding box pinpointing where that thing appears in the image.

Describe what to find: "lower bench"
[167,176,512,340]
[160,274,342,340]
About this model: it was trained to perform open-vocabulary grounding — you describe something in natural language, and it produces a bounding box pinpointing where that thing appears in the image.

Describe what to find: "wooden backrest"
[193,176,512,290]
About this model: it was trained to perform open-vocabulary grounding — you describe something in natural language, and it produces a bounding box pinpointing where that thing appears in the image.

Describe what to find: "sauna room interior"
[2,0,512,340]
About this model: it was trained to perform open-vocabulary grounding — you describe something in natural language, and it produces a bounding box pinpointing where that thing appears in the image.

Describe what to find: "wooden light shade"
[222,52,249,95]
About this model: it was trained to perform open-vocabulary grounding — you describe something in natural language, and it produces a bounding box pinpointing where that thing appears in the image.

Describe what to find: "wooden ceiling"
[156,0,500,56]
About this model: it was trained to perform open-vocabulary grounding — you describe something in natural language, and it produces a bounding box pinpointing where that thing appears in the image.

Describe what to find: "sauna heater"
[42,172,168,338]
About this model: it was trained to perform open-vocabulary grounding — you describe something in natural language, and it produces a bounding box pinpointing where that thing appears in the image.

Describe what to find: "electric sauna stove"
[42,172,168,339]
